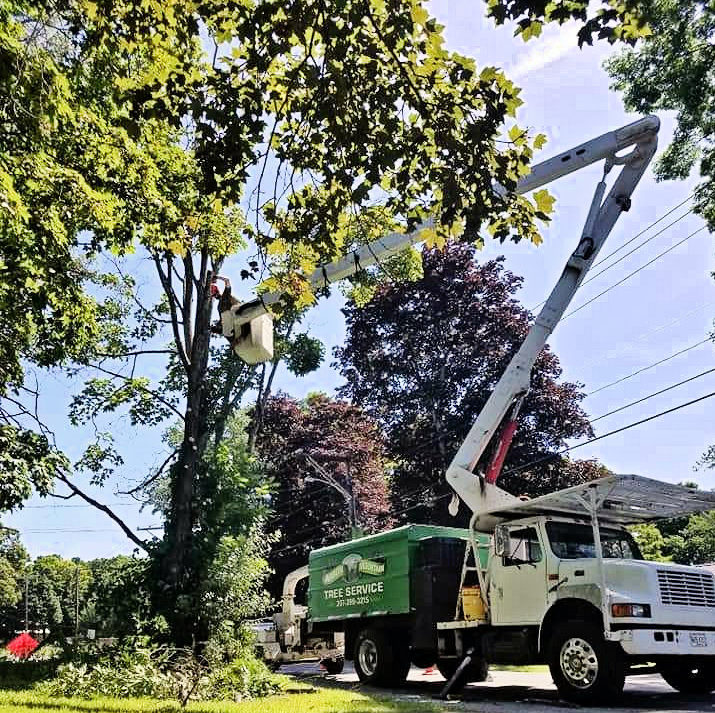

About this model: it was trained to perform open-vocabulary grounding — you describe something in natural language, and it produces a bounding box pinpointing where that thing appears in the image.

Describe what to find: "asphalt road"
[281,661,715,712]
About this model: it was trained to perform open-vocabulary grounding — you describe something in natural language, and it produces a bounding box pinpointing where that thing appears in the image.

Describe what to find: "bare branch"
[153,254,191,371]
[48,491,76,501]
[56,473,149,552]
[108,255,178,325]
[87,362,186,421]
[119,448,179,496]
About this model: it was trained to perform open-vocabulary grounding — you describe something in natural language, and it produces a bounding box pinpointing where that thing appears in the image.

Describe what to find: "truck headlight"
[611,603,651,618]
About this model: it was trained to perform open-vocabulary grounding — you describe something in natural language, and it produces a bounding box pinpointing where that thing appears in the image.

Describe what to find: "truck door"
[491,525,547,625]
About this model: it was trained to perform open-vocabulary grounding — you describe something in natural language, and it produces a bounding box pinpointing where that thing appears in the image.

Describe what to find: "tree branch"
[153,254,191,371]
[119,448,179,496]
[56,473,149,552]
[87,362,186,421]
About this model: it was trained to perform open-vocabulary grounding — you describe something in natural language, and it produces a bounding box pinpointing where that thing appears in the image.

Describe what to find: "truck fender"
[539,598,603,653]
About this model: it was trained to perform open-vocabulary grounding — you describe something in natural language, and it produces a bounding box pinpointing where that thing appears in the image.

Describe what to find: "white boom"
[223,116,660,362]
[224,116,660,513]
[446,115,660,518]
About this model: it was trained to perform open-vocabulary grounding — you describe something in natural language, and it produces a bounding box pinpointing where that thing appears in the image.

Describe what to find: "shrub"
[37,642,282,702]
[205,654,282,701]
[38,647,178,700]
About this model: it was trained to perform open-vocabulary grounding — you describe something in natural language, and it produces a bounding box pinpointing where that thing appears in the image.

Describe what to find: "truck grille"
[657,569,715,608]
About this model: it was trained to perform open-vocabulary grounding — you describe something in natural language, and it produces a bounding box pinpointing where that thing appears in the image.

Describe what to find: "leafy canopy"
[254,393,392,593]
[335,243,595,524]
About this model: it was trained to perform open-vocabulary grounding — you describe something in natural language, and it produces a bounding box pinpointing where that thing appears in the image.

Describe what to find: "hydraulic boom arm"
[445,115,660,517]
[222,117,658,365]
[224,116,660,517]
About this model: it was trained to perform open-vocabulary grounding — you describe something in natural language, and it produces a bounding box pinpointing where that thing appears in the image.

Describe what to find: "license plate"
[689,632,707,647]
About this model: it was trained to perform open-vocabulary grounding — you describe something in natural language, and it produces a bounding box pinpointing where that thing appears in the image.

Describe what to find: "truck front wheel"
[354,628,410,686]
[548,620,625,704]
[660,661,715,694]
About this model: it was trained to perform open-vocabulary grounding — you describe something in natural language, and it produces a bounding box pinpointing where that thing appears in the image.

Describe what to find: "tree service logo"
[322,553,386,585]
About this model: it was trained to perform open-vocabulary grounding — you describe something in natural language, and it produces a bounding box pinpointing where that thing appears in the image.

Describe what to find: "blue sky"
[5,1,714,559]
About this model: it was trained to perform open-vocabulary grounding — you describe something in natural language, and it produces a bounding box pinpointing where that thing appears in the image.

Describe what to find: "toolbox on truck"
[307,524,490,625]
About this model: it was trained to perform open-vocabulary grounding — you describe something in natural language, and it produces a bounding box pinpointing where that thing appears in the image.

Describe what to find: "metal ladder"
[454,529,489,620]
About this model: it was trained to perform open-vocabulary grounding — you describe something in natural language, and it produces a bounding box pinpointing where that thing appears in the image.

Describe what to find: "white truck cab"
[436,474,715,702]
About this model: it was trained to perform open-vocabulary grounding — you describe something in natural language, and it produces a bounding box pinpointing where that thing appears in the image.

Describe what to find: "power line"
[590,367,715,423]
[20,528,126,534]
[529,195,694,312]
[580,299,715,372]
[580,210,693,288]
[586,338,711,397]
[564,225,707,319]
[504,388,715,477]
[591,195,693,269]
[22,501,132,509]
[275,381,715,548]
[272,482,442,555]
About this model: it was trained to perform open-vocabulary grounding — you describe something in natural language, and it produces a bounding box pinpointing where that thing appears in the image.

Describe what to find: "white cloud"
[507,27,578,81]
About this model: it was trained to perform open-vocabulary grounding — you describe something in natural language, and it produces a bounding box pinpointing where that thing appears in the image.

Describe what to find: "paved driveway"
[281,661,715,712]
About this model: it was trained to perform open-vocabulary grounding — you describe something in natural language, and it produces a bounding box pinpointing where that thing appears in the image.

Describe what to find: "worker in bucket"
[210,275,239,339]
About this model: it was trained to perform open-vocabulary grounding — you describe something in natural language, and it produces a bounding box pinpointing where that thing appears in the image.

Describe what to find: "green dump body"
[308,524,490,623]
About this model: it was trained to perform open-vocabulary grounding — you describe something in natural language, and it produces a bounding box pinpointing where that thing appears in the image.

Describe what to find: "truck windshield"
[546,522,642,560]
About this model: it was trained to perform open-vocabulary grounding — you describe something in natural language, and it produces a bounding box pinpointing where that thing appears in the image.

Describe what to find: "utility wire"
[564,225,707,319]
[580,210,693,288]
[529,195,694,312]
[23,501,132,509]
[586,338,711,397]
[274,385,715,551]
[580,299,715,372]
[590,367,715,423]
[20,528,128,534]
[504,388,715,477]
[591,195,693,268]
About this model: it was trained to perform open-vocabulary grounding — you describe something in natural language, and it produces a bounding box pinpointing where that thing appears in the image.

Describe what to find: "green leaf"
[533,189,556,215]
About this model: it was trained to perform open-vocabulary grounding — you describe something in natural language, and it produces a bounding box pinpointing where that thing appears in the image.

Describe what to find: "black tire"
[548,620,625,704]
[390,639,412,686]
[437,656,488,689]
[353,628,409,686]
[660,661,715,694]
[321,656,345,675]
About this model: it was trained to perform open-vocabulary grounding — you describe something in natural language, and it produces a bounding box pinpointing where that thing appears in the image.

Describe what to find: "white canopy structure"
[473,474,715,532]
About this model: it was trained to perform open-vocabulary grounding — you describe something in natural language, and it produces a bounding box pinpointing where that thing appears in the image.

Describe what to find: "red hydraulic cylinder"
[484,419,519,484]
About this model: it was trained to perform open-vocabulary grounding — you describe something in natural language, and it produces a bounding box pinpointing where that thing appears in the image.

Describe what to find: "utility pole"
[72,557,80,640]
[303,454,361,539]
[24,572,29,633]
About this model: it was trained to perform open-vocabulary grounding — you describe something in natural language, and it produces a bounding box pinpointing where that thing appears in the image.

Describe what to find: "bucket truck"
[250,116,715,702]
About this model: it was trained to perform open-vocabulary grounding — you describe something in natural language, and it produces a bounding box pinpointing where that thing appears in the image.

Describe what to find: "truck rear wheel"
[353,628,410,686]
[660,661,715,694]
[548,620,625,704]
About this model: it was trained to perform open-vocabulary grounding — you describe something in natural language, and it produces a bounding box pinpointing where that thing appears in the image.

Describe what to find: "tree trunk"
[155,250,219,645]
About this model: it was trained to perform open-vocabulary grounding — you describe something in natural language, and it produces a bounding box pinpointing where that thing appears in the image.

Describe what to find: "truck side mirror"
[494,525,509,557]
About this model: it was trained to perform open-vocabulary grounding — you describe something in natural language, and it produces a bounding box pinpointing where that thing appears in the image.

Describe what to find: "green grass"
[490,664,548,673]
[0,688,440,713]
